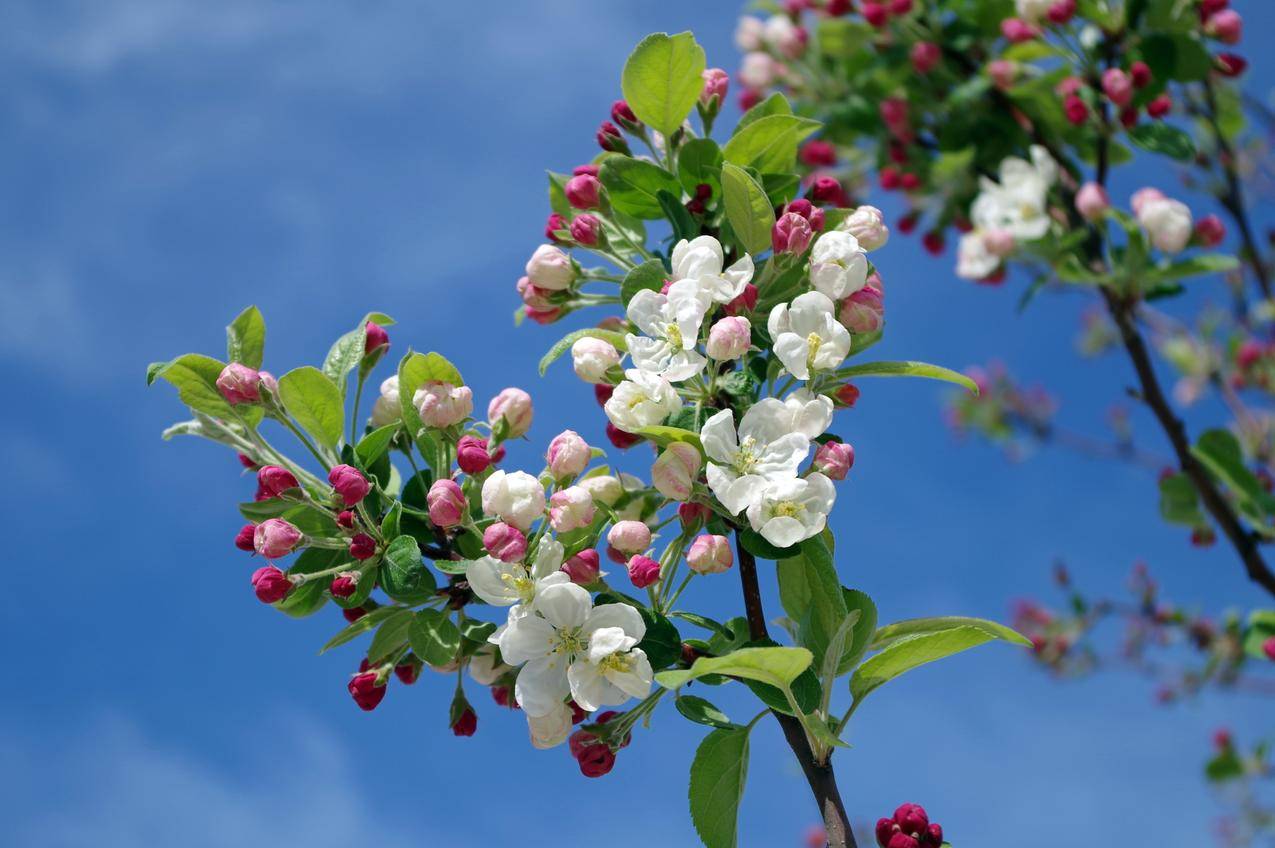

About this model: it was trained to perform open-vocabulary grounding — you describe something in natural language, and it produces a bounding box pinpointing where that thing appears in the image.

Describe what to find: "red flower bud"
[1194,214,1225,247]
[216,362,262,405]
[799,139,837,167]
[610,99,642,133]
[1263,635,1275,661]
[451,706,478,737]
[876,818,898,847]
[593,383,614,406]
[562,548,602,584]
[1046,0,1076,24]
[343,606,367,623]
[910,41,940,74]
[251,565,293,604]
[606,422,642,449]
[811,176,843,204]
[678,501,709,528]
[545,212,569,243]
[773,212,814,254]
[457,434,494,474]
[1147,94,1172,118]
[336,510,356,529]
[861,2,887,27]
[565,174,602,210]
[234,523,257,552]
[835,383,861,407]
[257,465,299,498]
[879,166,902,190]
[1130,61,1152,88]
[894,803,929,835]
[330,573,358,598]
[627,554,662,589]
[1216,53,1247,78]
[723,283,759,316]
[348,671,386,711]
[1064,93,1089,125]
[394,660,421,684]
[238,452,259,469]
[921,231,945,255]
[570,213,602,247]
[349,533,377,560]
[596,121,630,154]
[328,464,370,506]
[364,321,389,355]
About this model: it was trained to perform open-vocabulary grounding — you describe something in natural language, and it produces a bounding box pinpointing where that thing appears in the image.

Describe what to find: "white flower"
[579,473,624,506]
[740,51,778,90]
[809,231,869,300]
[625,282,712,382]
[465,538,568,607]
[468,643,511,686]
[955,231,1001,280]
[571,337,621,383]
[971,146,1056,242]
[670,235,755,304]
[481,469,547,531]
[701,400,811,515]
[735,16,764,52]
[763,14,803,59]
[499,582,651,717]
[839,206,889,251]
[1015,0,1052,23]
[414,382,473,428]
[745,473,837,548]
[604,369,682,433]
[527,702,574,749]
[369,375,401,428]
[1137,197,1193,254]
[767,292,852,380]
[525,244,575,290]
[783,388,834,440]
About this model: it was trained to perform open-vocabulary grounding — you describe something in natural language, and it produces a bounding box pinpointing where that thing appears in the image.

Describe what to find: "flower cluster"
[875,803,944,848]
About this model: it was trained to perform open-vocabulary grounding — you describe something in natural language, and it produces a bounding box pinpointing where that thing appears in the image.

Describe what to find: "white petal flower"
[604,368,682,433]
[955,231,1001,280]
[783,388,834,440]
[809,231,868,300]
[369,375,401,428]
[970,146,1057,243]
[701,401,811,515]
[670,235,755,303]
[625,281,711,382]
[527,702,574,749]
[467,643,511,686]
[745,473,837,548]
[465,556,569,608]
[501,582,594,717]
[767,292,852,380]
[1137,197,1193,254]
[1015,0,1052,23]
[566,603,652,712]
[480,470,546,531]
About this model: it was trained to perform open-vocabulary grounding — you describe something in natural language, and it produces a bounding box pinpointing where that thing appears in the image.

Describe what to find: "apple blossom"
[1137,195,1193,254]
[701,401,811,515]
[763,14,804,59]
[415,382,473,428]
[970,146,1056,242]
[468,643,512,686]
[488,387,533,437]
[570,336,621,383]
[604,369,681,433]
[608,520,651,554]
[216,363,261,405]
[484,522,529,562]
[466,538,570,609]
[253,518,302,559]
[739,51,778,90]
[700,67,729,106]
[578,473,624,507]
[1075,182,1110,221]
[687,534,733,575]
[783,388,835,440]
[528,702,576,749]
[481,469,546,531]
[549,486,596,533]
[839,285,884,334]
[427,479,466,528]
[561,549,602,585]
[734,15,764,51]
[251,565,293,604]
[956,232,1001,281]
[668,235,755,304]
[369,375,401,427]
[706,316,751,361]
[625,283,712,382]
[810,230,869,300]
[547,429,591,480]
[839,205,889,251]
[745,473,837,548]
[652,441,702,501]
[627,554,662,589]
[768,291,853,380]
[525,244,575,291]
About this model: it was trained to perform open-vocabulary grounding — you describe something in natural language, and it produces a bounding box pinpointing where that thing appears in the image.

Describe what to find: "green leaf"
[397,351,461,471]
[355,424,399,467]
[539,327,630,376]
[319,605,403,653]
[738,527,800,561]
[1192,429,1275,524]
[226,306,265,369]
[638,609,684,670]
[367,608,415,662]
[634,424,702,453]
[1242,610,1275,660]
[380,534,437,604]
[777,536,849,676]
[658,189,699,243]
[621,259,670,306]
[278,366,344,449]
[150,353,233,418]
[1159,472,1206,527]
[722,114,820,174]
[670,611,734,638]
[721,163,775,255]
[688,726,751,848]
[655,646,813,691]
[408,608,461,668]
[1149,254,1241,282]
[677,138,724,197]
[1128,123,1196,161]
[599,156,684,220]
[852,624,1028,705]
[838,589,878,673]
[736,92,792,131]
[620,31,706,138]
[676,694,736,729]
[835,360,979,394]
[815,18,874,58]
[869,616,1031,652]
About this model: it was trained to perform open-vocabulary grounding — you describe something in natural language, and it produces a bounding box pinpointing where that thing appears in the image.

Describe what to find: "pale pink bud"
[983,229,1016,258]
[483,522,528,562]
[427,479,466,528]
[706,316,751,360]
[549,486,596,533]
[1001,18,1039,42]
[627,554,661,589]
[525,244,576,291]
[1075,182,1110,221]
[652,442,702,501]
[840,205,889,251]
[988,59,1017,90]
[517,275,554,309]
[415,382,473,428]
[258,370,278,397]
[570,336,621,383]
[701,67,730,106]
[813,441,855,480]
[253,518,302,559]
[687,535,733,575]
[772,212,813,255]
[488,387,533,438]
[837,285,884,334]
[1130,187,1166,217]
[608,520,651,554]
[561,549,602,585]
[1101,68,1133,108]
[1206,10,1242,45]
[547,430,591,480]
[216,362,261,405]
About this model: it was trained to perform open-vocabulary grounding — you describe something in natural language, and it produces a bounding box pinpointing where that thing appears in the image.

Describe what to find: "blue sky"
[2,1,1274,845]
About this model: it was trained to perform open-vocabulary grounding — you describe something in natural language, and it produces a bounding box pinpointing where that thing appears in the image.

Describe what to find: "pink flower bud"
[838,285,884,334]
[427,479,466,527]
[861,2,888,27]
[525,244,576,290]
[652,442,702,501]
[547,429,591,479]
[679,502,709,528]
[835,383,860,407]
[483,522,528,562]
[610,100,641,132]
[1075,182,1110,221]
[565,174,602,210]
[569,213,602,246]
[1063,93,1089,125]
[348,671,386,711]
[983,229,1016,257]
[1263,635,1275,661]
[1001,18,1039,42]
[606,422,642,450]
[234,523,256,551]
[253,518,302,559]
[457,435,494,475]
[336,510,355,529]
[349,533,377,560]
[1131,187,1165,217]
[330,573,358,598]
[257,465,299,498]
[596,121,629,154]
[813,440,855,480]
[1101,68,1133,107]
[701,67,729,106]
[517,276,554,310]
[251,565,293,604]
[810,176,843,205]
[800,139,837,167]
[328,464,370,506]
[549,486,596,532]
[1195,214,1226,247]
[608,520,652,554]
[394,660,421,685]
[1047,0,1076,24]
[879,97,909,133]
[910,41,940,74]
[687,535,733,575]
[545,212,569,243]
[216,362,261,405]
[488,387,533,438]
[1130,61,1152,88]
[415,382,474,428]
[571,336,621,383]
[706,316,751,360]
[364,321,389,355]
[1146,93,1172,118]
[562,549,602,585]
[451,706,478,737]
[988,59,1017,90]
[1216,53,1247,78]
[1206,9,1242,44]
[773,212,814,254]
[627,554,661,589]
[723,283,759,316]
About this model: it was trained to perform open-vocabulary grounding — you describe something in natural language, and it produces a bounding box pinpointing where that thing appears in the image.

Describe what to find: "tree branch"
[733,532,857,848]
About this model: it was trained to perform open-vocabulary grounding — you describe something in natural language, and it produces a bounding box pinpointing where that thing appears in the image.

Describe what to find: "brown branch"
[733,532,857,848]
